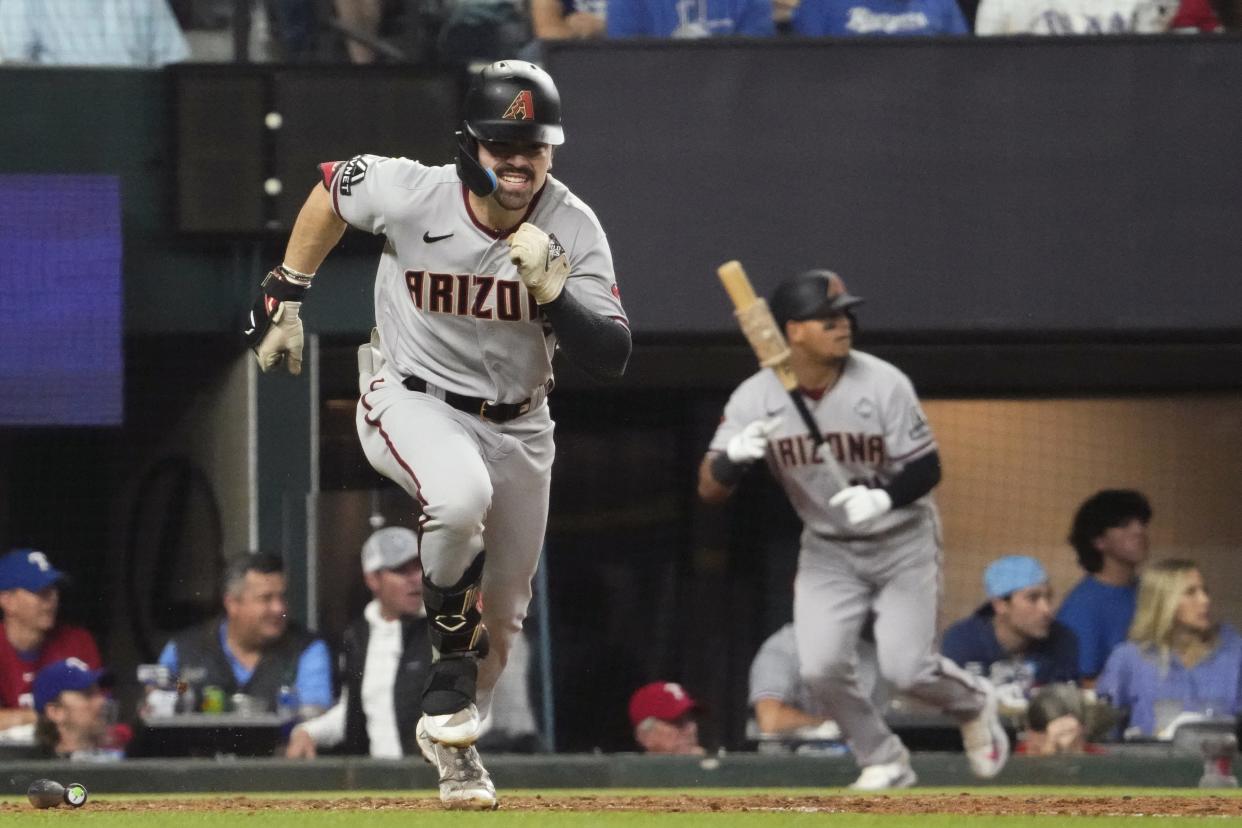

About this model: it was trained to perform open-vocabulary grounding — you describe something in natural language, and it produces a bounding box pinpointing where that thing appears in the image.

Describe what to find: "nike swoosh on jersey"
[423,231,454,243]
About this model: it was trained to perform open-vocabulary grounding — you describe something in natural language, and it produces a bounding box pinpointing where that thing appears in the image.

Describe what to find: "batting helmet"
[769,269,865,330]
[456,61,565,197]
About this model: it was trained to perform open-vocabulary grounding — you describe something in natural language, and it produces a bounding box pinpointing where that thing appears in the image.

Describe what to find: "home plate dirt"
[3,794,1240,816]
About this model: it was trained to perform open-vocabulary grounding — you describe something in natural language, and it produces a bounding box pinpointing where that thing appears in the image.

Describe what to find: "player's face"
[478,140,552,211]
[0,585,59,633]
[366,558,424,620]
[788,312,852,363]
[225,571,289,646]
[1173,568,1211,632]
[999,583,1054,642]
[1095,518,1150,567]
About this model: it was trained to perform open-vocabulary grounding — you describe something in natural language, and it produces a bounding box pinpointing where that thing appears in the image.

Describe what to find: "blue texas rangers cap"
[984,555,1049,599]
[0,548,64,592]
[33,658,110,713]
[769,269,864,330]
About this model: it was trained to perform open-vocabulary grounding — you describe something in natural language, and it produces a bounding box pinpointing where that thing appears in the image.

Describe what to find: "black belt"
[402,376,536,423]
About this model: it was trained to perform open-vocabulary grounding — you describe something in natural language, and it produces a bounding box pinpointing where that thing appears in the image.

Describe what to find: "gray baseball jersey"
[708,350,939,538]
[325,155,627,402]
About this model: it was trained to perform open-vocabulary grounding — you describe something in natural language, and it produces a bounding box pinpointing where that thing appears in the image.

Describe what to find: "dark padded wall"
[548,38,1242,336]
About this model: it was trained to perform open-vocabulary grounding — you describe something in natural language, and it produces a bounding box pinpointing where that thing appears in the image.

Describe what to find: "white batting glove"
[726,417,781,464]
[507,222,570,304]
[254,301,304,375]
[829,485,893,527]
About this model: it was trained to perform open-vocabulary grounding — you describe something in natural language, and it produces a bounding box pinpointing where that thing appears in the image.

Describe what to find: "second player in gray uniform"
[245,62,630,808]
[699,270,1008,789]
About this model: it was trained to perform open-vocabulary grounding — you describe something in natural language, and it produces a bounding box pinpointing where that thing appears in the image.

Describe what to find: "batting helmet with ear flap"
[769,269,865,330]
[455,60,565,197]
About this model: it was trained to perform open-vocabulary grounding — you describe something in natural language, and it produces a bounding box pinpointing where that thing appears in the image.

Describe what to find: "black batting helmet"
[770,269,865,330]
[456,61,564,196]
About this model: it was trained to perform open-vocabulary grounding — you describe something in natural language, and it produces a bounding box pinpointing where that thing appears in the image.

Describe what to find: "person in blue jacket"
[792,0,967,35]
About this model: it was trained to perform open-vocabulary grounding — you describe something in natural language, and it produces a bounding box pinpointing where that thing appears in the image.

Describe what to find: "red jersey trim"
[460,182,547,240]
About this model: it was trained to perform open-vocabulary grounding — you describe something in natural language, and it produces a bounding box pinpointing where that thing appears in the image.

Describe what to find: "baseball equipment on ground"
[244,265,311,375]
[63,782,88,808]
[726,417,781,464]
[717,260,825,447]
[508,223,569,304]
[27,778,64,809]
[829,485,894,527]
[417,717,498,809]
[456,61,564,197]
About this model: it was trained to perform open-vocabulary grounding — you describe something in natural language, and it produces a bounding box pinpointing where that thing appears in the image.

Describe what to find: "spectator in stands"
[1096,559,1242,740]
[791,0,968,35]
[974,0,1181,33]
[532,0,607,39]
[748,620,885,740]
[942,555,1079,707]
[0,0,189,66]
[1056,490,1152,680]
[0,548,101,732]
[607,0,775,37]
[159,553,332,718]
[332,0,382,63]
[32,658,120,759]
[628,681,706,755]
[1019,682,1099,755]
[287,527,428,758]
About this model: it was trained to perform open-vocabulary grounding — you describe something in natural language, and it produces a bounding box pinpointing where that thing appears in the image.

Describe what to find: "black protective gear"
[770,269,865,331]
[421,553,489,715]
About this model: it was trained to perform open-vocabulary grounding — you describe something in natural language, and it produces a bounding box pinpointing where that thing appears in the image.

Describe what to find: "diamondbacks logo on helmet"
[502,90,535,121]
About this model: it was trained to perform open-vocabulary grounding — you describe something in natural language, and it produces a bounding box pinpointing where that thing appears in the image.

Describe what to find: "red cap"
[628,682,699,728]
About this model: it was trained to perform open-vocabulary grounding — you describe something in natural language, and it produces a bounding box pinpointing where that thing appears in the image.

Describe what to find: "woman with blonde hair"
[1096,559,1242,738]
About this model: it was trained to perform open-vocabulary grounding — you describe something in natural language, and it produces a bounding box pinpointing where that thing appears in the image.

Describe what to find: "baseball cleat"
[417,716,498,810]
[960,685,1010,779]
[422,703,482,747]
[849,755,918,790]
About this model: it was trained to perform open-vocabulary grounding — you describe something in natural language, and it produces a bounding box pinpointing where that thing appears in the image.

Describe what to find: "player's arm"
[507,222,631,382]
[697,417,781,504]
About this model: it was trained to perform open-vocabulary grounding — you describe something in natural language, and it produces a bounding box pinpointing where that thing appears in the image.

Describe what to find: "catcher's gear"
[830,485,893,527]
[726,417,781,464]
[456,61,564,197]
[770,269,864,330]
[507,222,569,304]
[245,265,312,375]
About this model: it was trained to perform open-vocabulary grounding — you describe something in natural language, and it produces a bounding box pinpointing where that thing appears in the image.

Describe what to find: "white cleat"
[960,685,1010,779]
[416,717,498,811]
[422,703,483,747]
[849,756,918,790]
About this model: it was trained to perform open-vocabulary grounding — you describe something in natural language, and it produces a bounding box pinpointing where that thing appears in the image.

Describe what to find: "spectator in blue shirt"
[792,0,968,34]
[1056,490,1152,680]
[607,0,775,37]
[159,553,332,716]
[942,555,1079,703]
[1096,559,1242,739]
[0,0,189,66]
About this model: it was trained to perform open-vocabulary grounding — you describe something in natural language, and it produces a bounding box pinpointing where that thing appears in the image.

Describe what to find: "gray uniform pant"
[356,365,555,721]
[793,522,985,767]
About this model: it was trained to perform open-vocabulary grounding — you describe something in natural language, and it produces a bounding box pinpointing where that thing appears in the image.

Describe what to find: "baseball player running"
[698,270,1007,789]
[244,61,630,808]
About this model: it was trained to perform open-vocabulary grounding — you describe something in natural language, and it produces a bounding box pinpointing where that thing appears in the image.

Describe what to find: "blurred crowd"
[4,487,1240,763]
[0,0,1236,68]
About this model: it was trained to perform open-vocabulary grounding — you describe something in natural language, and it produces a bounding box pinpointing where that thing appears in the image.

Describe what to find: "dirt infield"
[4,794,1240,817]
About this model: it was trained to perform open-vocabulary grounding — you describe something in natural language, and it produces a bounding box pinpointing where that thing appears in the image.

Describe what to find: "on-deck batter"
[698,269,1008,790]
[244,61,630,809]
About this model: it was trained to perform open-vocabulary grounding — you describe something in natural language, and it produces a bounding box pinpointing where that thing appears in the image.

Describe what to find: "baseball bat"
[716,260,825,448]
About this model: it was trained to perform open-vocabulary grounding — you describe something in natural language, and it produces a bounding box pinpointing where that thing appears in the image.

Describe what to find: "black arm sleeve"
[881,450,941,509]
[540,290,631,382]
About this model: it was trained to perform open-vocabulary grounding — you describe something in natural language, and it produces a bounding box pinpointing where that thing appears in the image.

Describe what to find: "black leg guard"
[422,553,489,716]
